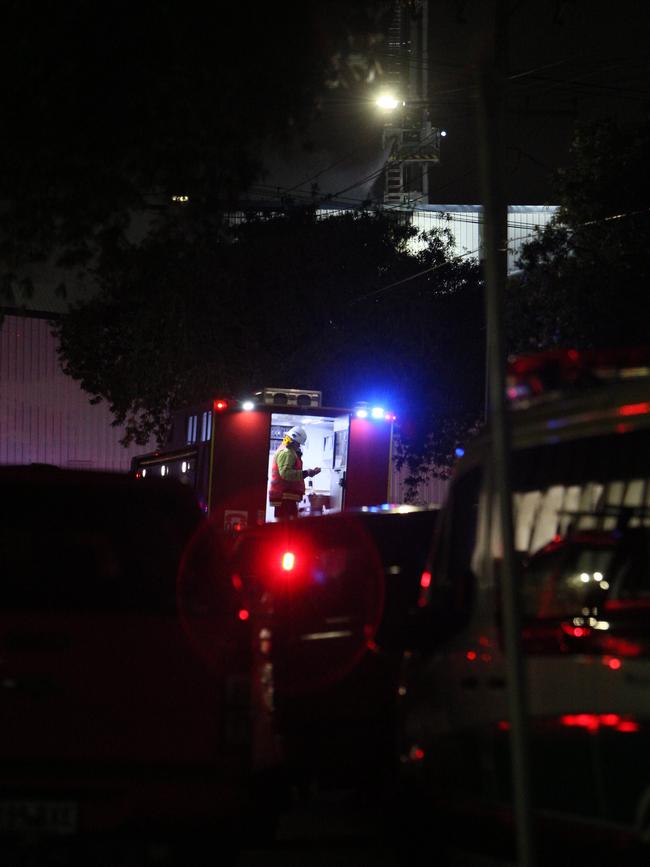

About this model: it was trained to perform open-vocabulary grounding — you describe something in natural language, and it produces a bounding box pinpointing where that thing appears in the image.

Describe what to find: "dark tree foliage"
[0,0,394,304]
[507,117,650,354]
[55,210,485,497]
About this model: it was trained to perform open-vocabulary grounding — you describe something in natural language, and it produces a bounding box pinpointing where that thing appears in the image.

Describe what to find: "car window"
[522,527,650,621]
[510,428,650,556]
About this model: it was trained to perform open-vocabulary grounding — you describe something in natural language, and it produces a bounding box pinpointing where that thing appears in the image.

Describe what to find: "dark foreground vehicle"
[230,505,438,795]
[0,466,269,864]
[398,349,650,865]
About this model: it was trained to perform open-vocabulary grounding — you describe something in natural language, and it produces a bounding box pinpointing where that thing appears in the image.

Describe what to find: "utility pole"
[477,1,536,865]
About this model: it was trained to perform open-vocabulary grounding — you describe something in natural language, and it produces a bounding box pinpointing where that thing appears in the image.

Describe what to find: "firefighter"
[269,426,321,520]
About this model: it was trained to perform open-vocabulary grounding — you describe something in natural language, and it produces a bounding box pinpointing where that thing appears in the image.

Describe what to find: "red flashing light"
[497,720,511,731]
[420,571,432,589]
[617,402,650,417]
[607,657,622,670]
[213,399,229,411]
[231,573,243,592]
[618,720,640,733]
[507,347,650,404]
[281,551,296,572]
[238,609,250,621]
[466,650,477,661]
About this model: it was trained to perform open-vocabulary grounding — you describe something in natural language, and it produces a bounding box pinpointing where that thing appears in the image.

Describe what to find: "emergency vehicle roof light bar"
[354,401,396,421]
[506,347,650,405]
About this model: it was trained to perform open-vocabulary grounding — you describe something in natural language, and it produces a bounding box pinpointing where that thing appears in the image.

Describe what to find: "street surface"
[3,784,514,867]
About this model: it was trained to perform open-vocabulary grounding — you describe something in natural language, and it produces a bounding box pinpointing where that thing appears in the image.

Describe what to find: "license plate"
[0,800,77,835]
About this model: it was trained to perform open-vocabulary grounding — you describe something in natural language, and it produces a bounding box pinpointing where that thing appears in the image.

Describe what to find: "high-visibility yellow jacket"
[269,443,305,505]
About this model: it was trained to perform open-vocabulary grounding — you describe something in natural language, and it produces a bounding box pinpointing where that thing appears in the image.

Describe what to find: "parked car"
[229,504,439,795]
[397,349,650,864]
[0,465,273,863]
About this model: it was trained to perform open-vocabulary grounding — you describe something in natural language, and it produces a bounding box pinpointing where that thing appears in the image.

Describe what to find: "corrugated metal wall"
[389,459,450,507]
[410,205,482,260]
[409,204,557,272]
[0,314,148,470]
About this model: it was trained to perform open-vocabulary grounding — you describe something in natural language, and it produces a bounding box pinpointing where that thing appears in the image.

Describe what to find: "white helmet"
[286,426,307,446]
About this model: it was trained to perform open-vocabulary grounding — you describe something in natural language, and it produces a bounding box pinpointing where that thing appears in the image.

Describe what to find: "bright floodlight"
[356,408,369,418]
[376,93,401,110]
[242,400,255,411]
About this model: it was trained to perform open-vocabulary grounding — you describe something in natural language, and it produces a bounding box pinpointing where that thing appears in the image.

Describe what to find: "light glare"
[376,93,401,110]
[282,551,296,571]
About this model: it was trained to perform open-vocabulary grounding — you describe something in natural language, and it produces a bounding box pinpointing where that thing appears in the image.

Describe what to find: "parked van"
[397,349,650,863]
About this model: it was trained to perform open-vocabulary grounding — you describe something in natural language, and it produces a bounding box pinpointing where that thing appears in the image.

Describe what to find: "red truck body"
[132,388,396,530]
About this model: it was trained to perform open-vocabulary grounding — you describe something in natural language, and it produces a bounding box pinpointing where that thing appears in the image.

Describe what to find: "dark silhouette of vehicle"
[229,505,438,797]
[397,348,650,864]
[0,465,274,863]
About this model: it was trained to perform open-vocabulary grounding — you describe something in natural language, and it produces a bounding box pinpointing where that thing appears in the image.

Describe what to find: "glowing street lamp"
[375,93,403,111]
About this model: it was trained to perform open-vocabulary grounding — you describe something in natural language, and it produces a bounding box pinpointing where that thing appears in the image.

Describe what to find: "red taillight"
[420,571,431,589]
[281,551,296,572]
[618,401,650,417]
[560,713,639,733]
[561,622,591,638]
[213,398,228,411]
[618,720,640,733]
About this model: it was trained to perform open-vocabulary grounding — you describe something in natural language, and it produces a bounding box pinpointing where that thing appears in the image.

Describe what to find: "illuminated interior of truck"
[265,412,350,522]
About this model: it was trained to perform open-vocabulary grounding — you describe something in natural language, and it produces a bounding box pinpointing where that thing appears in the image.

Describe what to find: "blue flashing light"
[371,406,384,419]
[455,447,465,458]
[356,408,369,418]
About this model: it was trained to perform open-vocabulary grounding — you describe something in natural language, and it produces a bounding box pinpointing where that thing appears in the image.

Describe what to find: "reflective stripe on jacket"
[269,445,305,504]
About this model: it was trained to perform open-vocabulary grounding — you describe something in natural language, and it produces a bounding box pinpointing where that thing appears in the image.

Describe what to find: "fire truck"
[131,387,397,530]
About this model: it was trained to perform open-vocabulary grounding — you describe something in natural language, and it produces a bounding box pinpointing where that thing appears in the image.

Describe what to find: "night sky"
[259,1,650,206]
